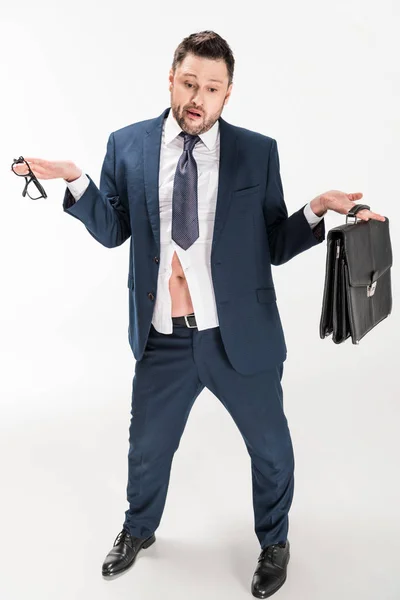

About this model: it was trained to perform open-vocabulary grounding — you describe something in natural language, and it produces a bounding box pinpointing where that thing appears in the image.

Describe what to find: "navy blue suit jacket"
[63,106,325,375]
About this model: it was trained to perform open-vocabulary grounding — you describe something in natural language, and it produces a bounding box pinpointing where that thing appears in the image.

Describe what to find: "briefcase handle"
[346,203,371,224]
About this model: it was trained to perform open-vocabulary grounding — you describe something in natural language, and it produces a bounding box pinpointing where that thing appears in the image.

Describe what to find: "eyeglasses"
[11,156,47,200]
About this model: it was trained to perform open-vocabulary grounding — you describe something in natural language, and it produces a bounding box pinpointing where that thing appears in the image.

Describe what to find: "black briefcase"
[320,204,393,344]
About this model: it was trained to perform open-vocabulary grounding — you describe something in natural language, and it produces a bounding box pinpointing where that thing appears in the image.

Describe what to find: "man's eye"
[184,82,217,92]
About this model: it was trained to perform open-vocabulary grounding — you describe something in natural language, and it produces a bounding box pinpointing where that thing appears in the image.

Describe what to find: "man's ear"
[168,69,174,91]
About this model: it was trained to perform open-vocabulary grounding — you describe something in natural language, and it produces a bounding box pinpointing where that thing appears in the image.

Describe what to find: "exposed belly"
[169,251,194,316]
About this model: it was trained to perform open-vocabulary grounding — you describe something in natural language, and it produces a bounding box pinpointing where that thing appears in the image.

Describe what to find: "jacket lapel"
[211,116,238,255]
[143,106,238,256]
[143,108,167,255]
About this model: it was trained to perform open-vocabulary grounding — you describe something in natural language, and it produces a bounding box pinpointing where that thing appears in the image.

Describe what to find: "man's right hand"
[12,158,82,183]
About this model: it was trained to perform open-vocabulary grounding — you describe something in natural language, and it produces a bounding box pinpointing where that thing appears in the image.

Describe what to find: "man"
[16,30,385,599]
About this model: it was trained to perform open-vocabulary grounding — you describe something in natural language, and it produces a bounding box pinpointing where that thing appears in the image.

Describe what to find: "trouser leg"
[123,324,204,539]
[193,326,294,549]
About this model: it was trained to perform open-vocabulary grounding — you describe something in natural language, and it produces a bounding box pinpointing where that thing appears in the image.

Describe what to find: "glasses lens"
[25,177,47,200]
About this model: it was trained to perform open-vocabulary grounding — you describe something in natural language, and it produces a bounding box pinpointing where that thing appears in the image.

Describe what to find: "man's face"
[169,53,232,135]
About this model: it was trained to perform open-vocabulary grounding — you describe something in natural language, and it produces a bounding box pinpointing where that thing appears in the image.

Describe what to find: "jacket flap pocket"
[232,183,260,197]
[256,287,276,303]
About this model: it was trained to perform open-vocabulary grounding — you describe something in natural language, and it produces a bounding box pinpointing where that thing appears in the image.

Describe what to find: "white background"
[1,1,399,598]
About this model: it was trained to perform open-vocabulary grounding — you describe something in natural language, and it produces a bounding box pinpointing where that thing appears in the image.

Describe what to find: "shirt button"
[154,257,159,263]
[148,292,155,300]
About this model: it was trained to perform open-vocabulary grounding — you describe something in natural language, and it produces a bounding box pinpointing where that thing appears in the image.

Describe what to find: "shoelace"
[259,542,286,565]
[113,529,133,549]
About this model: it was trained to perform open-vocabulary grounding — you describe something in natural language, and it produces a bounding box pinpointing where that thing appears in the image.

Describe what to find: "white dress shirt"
[65,110,324,334]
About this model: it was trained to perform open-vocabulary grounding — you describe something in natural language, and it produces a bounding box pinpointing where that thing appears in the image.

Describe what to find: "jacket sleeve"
[62,132,131,248]
[263,139,325,265]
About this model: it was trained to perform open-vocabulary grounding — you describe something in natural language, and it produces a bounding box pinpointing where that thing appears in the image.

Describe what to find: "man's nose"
[191,92,204,107]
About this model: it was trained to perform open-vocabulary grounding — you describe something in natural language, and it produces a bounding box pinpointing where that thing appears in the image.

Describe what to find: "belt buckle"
[184,314,197,328]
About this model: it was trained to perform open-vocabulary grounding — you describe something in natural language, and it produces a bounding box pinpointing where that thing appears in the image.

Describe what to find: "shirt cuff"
[303,201,325,229]
[64,170,90,200]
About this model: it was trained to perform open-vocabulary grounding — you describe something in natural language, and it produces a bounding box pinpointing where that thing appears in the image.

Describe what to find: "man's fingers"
[24,158,45,166]
[14,163,46,174]
[370,212,386,221]
[357,209,385,222]
[346,194,385,221]
[12,162,49,179]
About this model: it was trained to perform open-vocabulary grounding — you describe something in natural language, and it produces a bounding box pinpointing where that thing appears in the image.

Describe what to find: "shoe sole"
[102,533,156,578]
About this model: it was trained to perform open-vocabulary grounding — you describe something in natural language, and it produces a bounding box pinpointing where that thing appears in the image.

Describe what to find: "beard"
[170,95,224,135]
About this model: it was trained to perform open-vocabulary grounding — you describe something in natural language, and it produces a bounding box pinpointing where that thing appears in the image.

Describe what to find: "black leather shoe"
[251,540,290,598]
[102,528,156,577]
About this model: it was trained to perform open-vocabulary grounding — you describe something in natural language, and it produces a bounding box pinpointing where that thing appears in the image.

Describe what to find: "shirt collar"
[164,107,219,151]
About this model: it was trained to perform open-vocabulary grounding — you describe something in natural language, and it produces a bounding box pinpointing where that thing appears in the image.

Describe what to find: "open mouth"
[186,109,202,119]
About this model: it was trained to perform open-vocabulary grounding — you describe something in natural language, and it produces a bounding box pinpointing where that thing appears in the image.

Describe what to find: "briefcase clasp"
[346,215,360,224]
[367,281,377,297]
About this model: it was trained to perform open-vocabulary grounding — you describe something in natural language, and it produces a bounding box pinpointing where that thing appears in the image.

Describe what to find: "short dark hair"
[172,30,235,87]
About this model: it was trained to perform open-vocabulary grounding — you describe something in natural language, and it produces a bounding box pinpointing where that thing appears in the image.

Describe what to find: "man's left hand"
[310,190,386,222]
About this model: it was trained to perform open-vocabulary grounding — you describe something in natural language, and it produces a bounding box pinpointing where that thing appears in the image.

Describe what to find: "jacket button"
[148,292,155,300]
[154,257,159,263]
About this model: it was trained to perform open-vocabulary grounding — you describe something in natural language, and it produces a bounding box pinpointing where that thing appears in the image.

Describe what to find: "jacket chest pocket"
[230,183,261,217]
[232,183,260,198]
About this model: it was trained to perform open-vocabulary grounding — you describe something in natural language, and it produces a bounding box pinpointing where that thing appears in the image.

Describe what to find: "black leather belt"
[171,313,197,328]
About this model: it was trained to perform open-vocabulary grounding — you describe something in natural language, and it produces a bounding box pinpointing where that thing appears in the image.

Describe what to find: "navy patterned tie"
[171,131,201,250]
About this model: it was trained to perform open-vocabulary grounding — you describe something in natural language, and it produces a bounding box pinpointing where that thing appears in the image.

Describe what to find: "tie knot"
[179,131,200,152]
